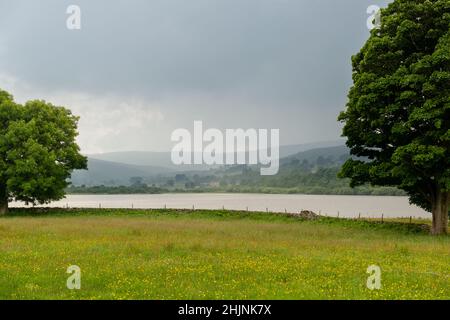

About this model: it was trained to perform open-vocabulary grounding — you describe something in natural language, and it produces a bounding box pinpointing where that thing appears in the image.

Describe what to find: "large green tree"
[339,0,450,235]
[0,89,87,214]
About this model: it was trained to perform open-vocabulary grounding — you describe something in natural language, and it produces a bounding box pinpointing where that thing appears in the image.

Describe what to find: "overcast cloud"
[0,0,390,153]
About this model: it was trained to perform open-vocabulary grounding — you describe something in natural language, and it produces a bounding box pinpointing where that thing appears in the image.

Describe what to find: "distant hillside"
[190,144,403,195]
[69,144,404,196]
[70,158,173,186]
[84,151,209,171]
[86,140,345,169]
[281,145,350,166]
[86,151,175,169]
[71,142,347,186]
[278,140,346,158]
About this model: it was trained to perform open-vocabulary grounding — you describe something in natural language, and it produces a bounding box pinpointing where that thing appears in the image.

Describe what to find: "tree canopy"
[339,0,450,235]
[0,89,87,213]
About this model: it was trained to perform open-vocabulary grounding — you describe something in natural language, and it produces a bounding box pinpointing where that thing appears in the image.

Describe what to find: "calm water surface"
[11,193,429,219]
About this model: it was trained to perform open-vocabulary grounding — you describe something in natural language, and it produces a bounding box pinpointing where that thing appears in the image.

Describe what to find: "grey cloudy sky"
[0,0,390,154]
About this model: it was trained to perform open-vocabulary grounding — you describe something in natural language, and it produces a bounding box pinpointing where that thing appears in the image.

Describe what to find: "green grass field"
[0,208,448,300]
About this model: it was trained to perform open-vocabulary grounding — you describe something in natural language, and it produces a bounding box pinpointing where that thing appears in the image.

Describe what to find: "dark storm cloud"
[0,0,391,152]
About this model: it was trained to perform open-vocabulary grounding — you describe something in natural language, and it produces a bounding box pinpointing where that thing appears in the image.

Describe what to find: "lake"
[11,193,430,219]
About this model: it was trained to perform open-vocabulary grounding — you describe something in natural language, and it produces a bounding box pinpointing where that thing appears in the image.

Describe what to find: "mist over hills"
[70,158,173,186]
[71,141,347,186]
[281,145,350,166]
[85,140,345,167]
[69,142,403,196]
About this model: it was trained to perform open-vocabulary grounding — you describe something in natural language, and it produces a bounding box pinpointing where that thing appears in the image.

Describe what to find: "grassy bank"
[0,209,448,299]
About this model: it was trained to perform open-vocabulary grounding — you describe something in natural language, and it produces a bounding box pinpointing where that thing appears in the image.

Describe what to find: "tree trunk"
[431,190,449,236]
[0,201,7,215]
[0,184,8,215]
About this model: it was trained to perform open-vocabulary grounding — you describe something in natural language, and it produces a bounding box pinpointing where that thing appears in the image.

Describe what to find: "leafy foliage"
[339,0,450,212]
[0,89,87,206]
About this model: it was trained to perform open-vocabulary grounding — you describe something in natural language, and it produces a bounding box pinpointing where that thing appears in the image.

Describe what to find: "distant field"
[0,209,448,300]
